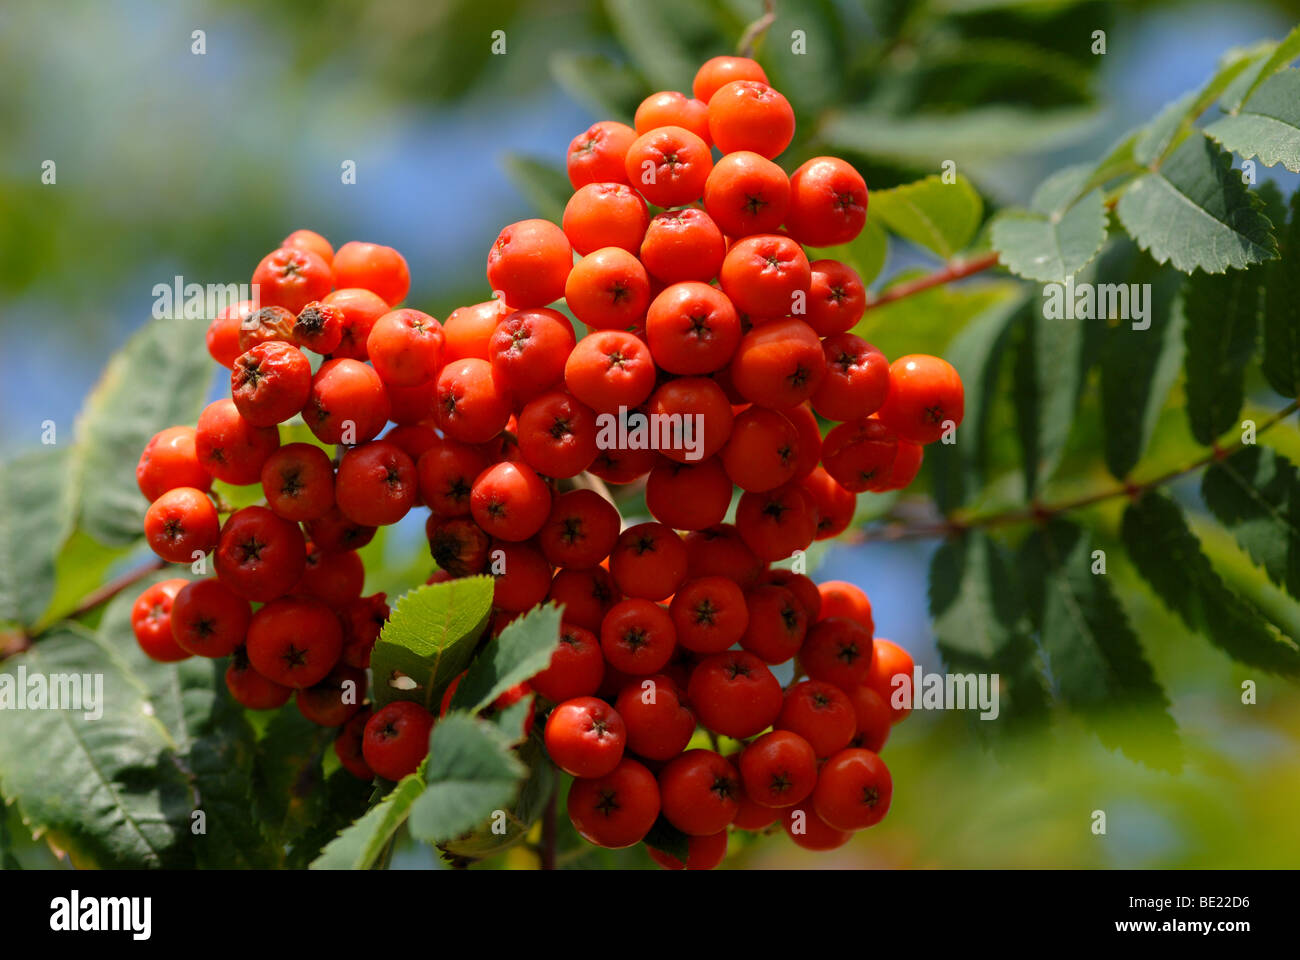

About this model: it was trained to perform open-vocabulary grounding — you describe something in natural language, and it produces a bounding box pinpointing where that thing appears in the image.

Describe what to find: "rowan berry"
[600,598,676,676]
[144,487,219,564]
[776,680,856,758]
[566,757,660,849]
[302,358,391,446]
[207,300,255,368]
[645,456,732,530]
[669,575,748,654]
[335,440,417,527]
[548,566,621,632]
[610,522,687,601]
[225,644,292,710]
[246,597,343,689]
[530,623,605,703]
[490,539,553,612]
[876,354,965,444]
[332,241,410,307]
[811,335,889,422]
[214,505,307,603]
[659,749,740,836]
[734,484,818,561]
[816,581,873,629]
[238,305,296,354]
[489,308,576,402]
[282,228,334,266]
[881,438,924,491]
[426,515,490,578]
[760,569,822,621]
[567,120,637,189]
[640,209,725,286]
[487,219,573,308]
[785,157,869,248]
[693,55,768,104]
[729,317,824,409]
[297,664,367,727]
[739,730,818,808]
[782,806,851,851]
[379,423,440,471]
[308,504,377,555]
[537,489,620,569]
[363,700,434,781]
[644,282,740,375]
[562,183,650,256]
[587,444,657,485]
[137,426,211,502]
[366,309,444,388]
[443,299,508,362]
[623,126,713,208]
[295,544,365,608]
[779,402,822,479]
[544,696,626,778]
[721,405,799,491]
[806,259,866,336]
[614,673,695,762]
[131,578,191,662]
[470,461,552,542]
[647,830,727,871]
[801,616,873,691]
[688,650,782,739]
[821,417,899,493]
[707,81,795,158]
[195,398,280,485]
[292,300,345,355]
[740,584,807,664]
[565,247,651,332]
[322,288,391,361]
[848,684,891,752]
[334,707,374,779]
[684,525,764,590]
[704,151,790,237]
[719,234,811,320]
[252,246,332,314]
[635,90,711,144]
[813,748,892,831]
[435,358,512,444]
[867,638,914,723]
[733,780,781,831]
[170,577,250,658]
[339,592,390,668]
[799,467,856,541]
[564,330,657,414]
[231,340,312,427]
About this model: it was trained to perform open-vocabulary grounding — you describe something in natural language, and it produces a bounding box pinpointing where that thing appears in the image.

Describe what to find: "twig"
[64,558,168,621]
[540,787,557,871]
[845,400,1300,544]
[736,0,776,58]
[863,251,1002,311]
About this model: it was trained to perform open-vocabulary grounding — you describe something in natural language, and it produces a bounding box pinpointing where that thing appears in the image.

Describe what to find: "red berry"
[821,418,899,493]
[564,330,657,414]
[849,684,892,752]
[876,354,965,445]
[562,182,650,256]
[812,748,892,830]
[195,399,280,486]
[669,576,749,654]
[548,566,621,632]
[488,308,576,402]
[706,81,795,158]
[292,300,345,355]
[806,259,866,336]
[721,405,799,492]
[443,299,508,362]
[801,617,873,692]
[684,524,763,589]
[137,426,212,502]
[760,569,822,621]
[740,584,807,664]
[144,487,219,564]
[800,467,856,541]
[207,300,254,368]
[309,504,377,555]
[295,544,365,608]
[214,505,307,603]
[225,644,292,710]
[687,650,782,739]
[623,126,713,208]
[334,707,374,779]
[565,247,651,332]
[470,461,552,542]
[645,456,732,531]
[703,151,790,237]
[237,305,298,355]
[817,580,874,629]
[170,577,250,658]
[282,229,334,266]
[131,579,191,662]
[332,241,410,307]
[566,757,660,849]
[517,390,600,479]
[739,730,818,808]
[544,696,627,778]
[640,208,726,284]
[260,442,335,522]
[785,157,868,248]
[435,358,512,444]
[600,598,676,676]
[252,246,332,314]
[426,515,490,578]
[246,597,344,689]
[658,749,739,835]
[811,334,890,422]
[648,830,727,870]
[610,522,687,601]
[335,440,418,527]
[693,56,768,104]
[646,377,734,463]
[297,664,367,727]
[645,281,741,375]
[416,437,490,518]
[537,489,620,569]
[776,680,857,758]
[782,805,851,851]
[322,288,391,361]
[634,90,711,144]
[367,309,444,388]
[729,318,825,409]
[530,623,605,703]
[487,219,573,308]
[867,638,914,724]
[567,121,637,189]
[303,358,391,446]
[231,340,313,427]
[615,674,695,762]
[734,484,818,561]
[363,700,435,781]
[489,540,553,612]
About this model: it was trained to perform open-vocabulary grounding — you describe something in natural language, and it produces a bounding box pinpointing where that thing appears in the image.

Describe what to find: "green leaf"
[1121,490,1300,676]
[1115,133,1277,274]
[408,712,527,847]
[438,735,554,861]
[284,771,374,869]
[501,154,572,225]
[1012,289,1092,498]
[854,270,1019,363]
[1261,185,1300,398]
[31,529,127,632]
[310,769,427,870]
[1202,446,1300,601]
[1206,69,1300,173]
[928,533,1048,729]
[991,165,1107,282]
[816,216,888,286]
[0,624,189,868]
[73,316,214,546]
[1180,266,1262,445]
[0,448,75,628]
[250,708,332,852]
[1218,25,1300,114]
[1134,91,1200,168]
[369,577,494,711]
[1019,519,1178,767]
[1098,250,1186,479]
[450,602,562,713]
[601,0,700,91]
[867,175,983,259]
[549,51,644,123]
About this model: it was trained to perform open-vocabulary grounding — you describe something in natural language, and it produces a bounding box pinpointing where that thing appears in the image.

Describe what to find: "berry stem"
[736,0,777,58]
[64,558,169,623]
[862,251,1002,312]
[848,400,1300,543]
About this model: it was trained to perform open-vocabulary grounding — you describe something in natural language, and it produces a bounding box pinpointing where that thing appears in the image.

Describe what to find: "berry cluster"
[128,52,963,868]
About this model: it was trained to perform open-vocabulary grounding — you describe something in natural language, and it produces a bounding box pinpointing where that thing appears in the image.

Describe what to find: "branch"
[846,400,1300,544]
[736,0,776,58]
[64,558,167,622]
[863,251,1002,311]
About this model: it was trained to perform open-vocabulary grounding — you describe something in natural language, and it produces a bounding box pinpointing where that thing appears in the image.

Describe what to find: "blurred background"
[2,0,1299,869]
